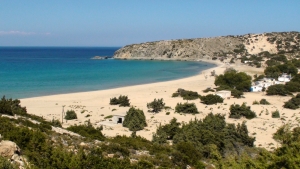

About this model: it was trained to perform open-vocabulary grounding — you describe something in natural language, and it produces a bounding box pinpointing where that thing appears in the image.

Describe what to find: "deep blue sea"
[0,47,215,99]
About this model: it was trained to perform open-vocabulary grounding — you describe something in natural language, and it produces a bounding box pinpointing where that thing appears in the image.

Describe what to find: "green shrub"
[172,89,199,100]
[104,115,113,119]
[283,94,300,109]
[203,88,215,93]
[166,112,170,115]
[260,98,270,105]
[175,103,199,114]
[200,94,223,105]
[109,95,130,107]
[172,92,180,97]
[64,110,77,120]
[272,110,280,118]
[0,156,16,169]
[253,100,259,105]
[123,107,147,131]
[285,81,300,92]
[229,103,256,119]
[66,121,104,140]
[266,84,291,96]
[147,98,165,113]
[50,119,62,127]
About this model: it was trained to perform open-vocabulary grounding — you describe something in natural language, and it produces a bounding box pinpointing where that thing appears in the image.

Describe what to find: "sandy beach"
[20,59,300,150]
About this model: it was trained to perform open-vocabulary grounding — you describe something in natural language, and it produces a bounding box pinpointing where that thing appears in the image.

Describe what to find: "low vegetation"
[172,88,199,100]
[175,102,199,114]
[283,94,300,109]
[272,110,280,118]
[260,98,271,105]
[229,103,256,119]
[199,94,223,105]
[64,110,77,120]
[109,95,130,107]
[67,121,105,140]
[147,98,165,113]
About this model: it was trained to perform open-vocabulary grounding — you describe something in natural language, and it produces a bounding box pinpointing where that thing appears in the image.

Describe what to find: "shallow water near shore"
[0,47,215,99]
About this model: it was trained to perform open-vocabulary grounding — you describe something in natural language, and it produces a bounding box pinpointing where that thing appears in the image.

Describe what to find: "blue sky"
[0,1,299,46]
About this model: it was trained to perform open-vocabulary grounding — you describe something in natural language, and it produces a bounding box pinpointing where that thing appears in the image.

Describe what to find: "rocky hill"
[113,32,300,61]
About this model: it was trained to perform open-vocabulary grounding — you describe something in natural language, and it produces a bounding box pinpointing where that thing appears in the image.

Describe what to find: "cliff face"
[113,32,300,60]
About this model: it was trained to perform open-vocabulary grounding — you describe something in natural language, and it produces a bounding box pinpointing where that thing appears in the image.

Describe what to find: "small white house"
[112,115,125,124]
[216,90,231,99]
[278,73,292,82]
[250,85,263,92]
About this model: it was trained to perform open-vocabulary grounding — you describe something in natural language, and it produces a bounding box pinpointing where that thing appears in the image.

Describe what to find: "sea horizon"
[0,47,216,99]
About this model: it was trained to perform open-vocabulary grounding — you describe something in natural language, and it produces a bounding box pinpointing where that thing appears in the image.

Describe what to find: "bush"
[260,99,270,105]
[109,95,130,107]
[272,110,280,118]
[285,82,300,92]
[203,88,215,93]
[0,156,16,169]
[50,119,62,127]
[64,110,77,120]
[266,84,291,96]
[283,94,300,109]
[147,98,165,113]
[123,107,147,131]
[175,103,199,114]
[253,100,259,105]
[229,103,256,119]
[200,94,223,105]
[172,93,180,97]
[172,89,199,100]
[67,121,105,140]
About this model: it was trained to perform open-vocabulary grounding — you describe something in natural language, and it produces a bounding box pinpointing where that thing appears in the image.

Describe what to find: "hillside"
[114,31,300,61]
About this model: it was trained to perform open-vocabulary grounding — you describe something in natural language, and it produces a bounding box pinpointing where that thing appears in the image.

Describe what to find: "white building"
[112,115,125,124]
[216,90,231,99]
[250,85,263,92]
[278,73,292,82]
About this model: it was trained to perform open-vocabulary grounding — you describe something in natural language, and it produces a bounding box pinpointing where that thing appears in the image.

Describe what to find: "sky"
[0,0,299,47]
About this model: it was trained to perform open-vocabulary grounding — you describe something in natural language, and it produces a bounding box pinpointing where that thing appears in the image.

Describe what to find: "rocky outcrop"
[91,56,109,60]
[0,140,25,168]
[113,32,300,60]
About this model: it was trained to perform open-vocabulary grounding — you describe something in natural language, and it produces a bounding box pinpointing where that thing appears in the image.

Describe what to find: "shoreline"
[20,59,299,150]
[19,59,219,100]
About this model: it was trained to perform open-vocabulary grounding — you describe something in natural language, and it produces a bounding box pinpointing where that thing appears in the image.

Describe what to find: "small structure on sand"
[112,115,125,124]
[215,90,231,99]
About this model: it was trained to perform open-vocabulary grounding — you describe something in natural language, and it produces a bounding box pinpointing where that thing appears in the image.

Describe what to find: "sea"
[0,47,215,99]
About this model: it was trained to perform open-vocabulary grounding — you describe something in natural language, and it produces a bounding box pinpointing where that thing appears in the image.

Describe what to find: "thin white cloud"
[0,31,50,36]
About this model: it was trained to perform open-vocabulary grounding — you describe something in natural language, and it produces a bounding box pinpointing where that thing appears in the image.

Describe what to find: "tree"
[65,110,77,120]
[147,98,165,113]
[264,66,281,79]
[123,107,147,131]
[175,103,199,114]
[153,118,180,143]
[266,84,291,96]
[229,103,256,119]
[200,94,223,105]
[214,71,252,92]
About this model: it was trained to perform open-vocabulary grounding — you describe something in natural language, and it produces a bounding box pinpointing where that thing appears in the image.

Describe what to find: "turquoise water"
[0,47,215,99]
